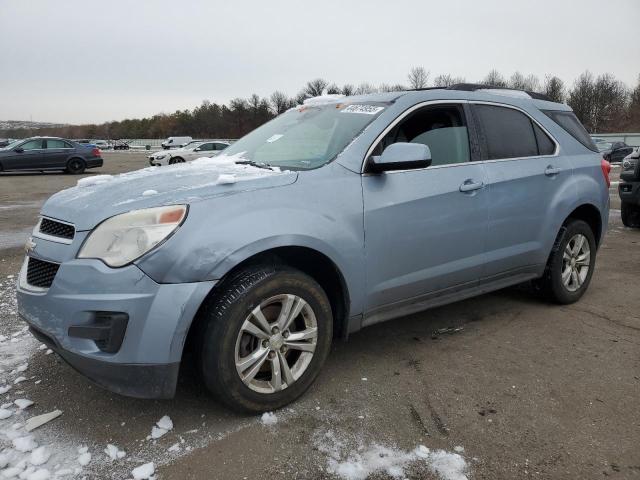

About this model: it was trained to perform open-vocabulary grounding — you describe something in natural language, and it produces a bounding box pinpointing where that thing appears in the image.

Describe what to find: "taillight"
[92,147,101,157]
[601,158,611,188]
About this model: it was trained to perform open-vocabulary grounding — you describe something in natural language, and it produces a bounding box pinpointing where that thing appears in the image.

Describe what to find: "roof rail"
[446,83,553,102]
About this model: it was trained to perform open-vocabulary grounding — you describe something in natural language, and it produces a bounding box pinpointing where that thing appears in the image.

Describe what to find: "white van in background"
[161,136,192,149]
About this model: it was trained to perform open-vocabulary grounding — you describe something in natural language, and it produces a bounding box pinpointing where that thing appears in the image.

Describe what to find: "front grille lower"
[26,257,60,288]
[39,218,75,240]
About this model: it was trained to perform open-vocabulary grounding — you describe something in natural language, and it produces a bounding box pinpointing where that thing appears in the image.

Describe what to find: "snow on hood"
[42,153,296,231]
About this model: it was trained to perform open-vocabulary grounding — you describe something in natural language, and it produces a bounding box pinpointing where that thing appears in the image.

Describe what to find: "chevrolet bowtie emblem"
[25,237,36,254]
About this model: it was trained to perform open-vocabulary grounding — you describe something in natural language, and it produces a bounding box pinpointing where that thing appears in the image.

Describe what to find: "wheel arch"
[564,203,603,248]
[182,245,352,364]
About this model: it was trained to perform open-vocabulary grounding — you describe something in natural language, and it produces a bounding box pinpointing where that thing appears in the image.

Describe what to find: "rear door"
[3,139,45,170]
[471,103,573,279]
[43,139,74,169]
[362,102,489,320]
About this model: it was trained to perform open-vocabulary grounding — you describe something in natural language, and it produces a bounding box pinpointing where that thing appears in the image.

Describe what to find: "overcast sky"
[1,0,638,124]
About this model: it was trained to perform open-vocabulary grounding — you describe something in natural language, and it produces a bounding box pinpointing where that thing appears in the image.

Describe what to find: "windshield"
[184,141,203,149]
[1,139,23,150]
[221,102,388,170]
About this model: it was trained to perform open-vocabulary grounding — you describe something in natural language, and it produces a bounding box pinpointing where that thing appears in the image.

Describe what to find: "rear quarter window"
[542,110,598,152]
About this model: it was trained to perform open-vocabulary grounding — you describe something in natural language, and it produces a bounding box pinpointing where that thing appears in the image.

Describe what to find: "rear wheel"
[536,219,596,304]
[65,157,86,174]
[621,202,640,228]
[198,265,333,412]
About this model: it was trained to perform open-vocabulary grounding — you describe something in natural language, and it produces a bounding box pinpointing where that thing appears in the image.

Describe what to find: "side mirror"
[14,147,24,153]
[194,148,201,151]
[370,143,432,173]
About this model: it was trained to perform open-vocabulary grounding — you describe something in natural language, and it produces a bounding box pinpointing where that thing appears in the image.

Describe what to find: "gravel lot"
[0,152,638,479]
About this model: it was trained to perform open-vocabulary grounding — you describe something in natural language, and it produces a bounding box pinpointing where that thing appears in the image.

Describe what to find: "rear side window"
[46,139,71,149]
[542,110,598,152]
[532,123,555,155]
[474,105,540,160]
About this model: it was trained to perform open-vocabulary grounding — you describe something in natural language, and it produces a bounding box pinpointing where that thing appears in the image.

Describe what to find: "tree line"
[2,68,639,140]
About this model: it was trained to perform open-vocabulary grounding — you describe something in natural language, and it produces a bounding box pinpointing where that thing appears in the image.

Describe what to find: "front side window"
[221,102,388,170]
[215,143,229,151]
[474,105,541,160]
[371,104,470,166]
[20,140,43,151]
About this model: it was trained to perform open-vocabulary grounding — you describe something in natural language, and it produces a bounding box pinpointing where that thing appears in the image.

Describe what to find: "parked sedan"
[148,141,229,166]
[0,137,103,174]
[601,141,634,163]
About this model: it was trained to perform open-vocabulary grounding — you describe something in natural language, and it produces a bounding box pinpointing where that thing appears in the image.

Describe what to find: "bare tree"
[509,72,527,90]
[304,78,329,98]
[627,75,640,130]
[544,76,565,103]
[568,71,628,132]
[355,82,377,95]
[341,84,355,96]
[269,91,291,115]
[433,74,465,87]
[407,66,429,89]
[326,83,341,94]
[481,69,507,87]
[379,83,406,92]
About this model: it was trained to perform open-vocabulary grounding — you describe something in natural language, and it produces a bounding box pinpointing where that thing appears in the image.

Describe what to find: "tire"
[621,202,640,228]
[65,157,86,174]
[197,265,333,412]
[169,157,184,164]
[536,219,596,304]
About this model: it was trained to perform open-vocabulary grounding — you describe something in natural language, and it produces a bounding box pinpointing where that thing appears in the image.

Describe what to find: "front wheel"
[536,219,596,304]
[198,265,333,412]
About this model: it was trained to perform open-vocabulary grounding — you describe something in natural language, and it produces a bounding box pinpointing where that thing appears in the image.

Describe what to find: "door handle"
[459,180,484,192]
[544,165,561,176]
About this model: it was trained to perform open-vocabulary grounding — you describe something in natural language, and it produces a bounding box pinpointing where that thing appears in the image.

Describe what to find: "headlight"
[78,205,187,267]
[155,154,166,160]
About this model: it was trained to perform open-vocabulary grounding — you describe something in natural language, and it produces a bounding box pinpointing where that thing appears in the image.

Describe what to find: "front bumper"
[17,253,215,399]
[619,182,640,206]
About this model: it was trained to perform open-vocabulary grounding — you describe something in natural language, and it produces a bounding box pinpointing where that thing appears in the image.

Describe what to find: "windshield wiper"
[235,160,275,170]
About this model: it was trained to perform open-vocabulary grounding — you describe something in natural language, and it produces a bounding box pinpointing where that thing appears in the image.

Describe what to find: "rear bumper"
[87,157,103,168]
[619,182,640,205]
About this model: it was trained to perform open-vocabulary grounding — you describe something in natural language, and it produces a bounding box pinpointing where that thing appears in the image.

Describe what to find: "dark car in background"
[0,137,103,174]
[600,141,634,163]
[619,148,640,227]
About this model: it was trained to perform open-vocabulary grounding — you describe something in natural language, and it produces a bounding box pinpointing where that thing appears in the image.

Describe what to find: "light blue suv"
[17,85,610,412]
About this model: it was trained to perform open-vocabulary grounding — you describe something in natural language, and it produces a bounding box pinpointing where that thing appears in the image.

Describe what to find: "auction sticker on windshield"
[341,104,385,115]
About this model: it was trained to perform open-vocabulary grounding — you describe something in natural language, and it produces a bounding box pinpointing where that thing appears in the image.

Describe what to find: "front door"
[3,139,46,170]
[362,103,488,322]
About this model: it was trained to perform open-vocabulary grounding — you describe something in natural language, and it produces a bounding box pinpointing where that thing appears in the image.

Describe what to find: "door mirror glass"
[370,143,432,172]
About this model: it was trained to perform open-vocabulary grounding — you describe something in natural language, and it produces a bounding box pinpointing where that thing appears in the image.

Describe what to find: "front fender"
[136,163,366,315]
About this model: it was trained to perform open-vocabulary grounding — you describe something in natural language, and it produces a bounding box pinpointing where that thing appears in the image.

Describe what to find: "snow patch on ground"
[314,430,469,480]
[260,412,278,426]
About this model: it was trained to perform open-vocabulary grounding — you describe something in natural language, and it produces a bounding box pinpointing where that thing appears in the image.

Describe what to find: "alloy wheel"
[561,233,591,292]
[234,294,318,394]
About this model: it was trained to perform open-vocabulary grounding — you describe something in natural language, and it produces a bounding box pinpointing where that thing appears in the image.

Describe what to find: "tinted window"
[474,105,538,160]
[533,123,556,155]
[20,140,43,150]
[215,143,229,151]
[197,143,214,151]
[46,139,71,149]
[542,110,598,152]
[373,104,470,166]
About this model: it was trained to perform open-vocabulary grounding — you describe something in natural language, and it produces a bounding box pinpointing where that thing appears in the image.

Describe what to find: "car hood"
[42,154,298,231]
